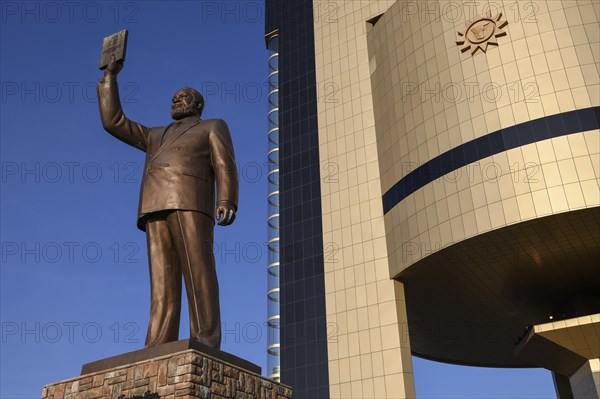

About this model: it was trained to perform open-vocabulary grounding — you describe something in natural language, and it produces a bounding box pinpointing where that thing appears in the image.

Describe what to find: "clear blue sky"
[0,1,556,398]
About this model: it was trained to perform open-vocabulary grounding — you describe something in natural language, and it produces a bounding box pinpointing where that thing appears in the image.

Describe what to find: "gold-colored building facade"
[312,1,599,397]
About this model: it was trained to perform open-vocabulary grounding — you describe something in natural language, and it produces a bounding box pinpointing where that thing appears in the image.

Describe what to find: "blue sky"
[0,1,556,397]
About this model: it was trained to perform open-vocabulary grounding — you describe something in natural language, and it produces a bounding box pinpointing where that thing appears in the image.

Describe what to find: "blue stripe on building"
[382,106,600,214]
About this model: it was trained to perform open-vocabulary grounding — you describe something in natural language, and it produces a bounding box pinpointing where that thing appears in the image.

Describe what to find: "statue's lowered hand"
[216,204,236,226]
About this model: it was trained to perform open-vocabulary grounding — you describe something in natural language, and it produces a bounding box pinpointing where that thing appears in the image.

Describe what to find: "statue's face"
[171,89,200,120]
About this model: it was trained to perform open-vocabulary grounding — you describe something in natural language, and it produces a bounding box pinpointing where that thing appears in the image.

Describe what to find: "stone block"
[42,344,292,399]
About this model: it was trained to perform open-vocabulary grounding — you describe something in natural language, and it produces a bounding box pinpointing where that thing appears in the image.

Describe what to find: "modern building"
[265,1,600,398]
[266,32,281,382]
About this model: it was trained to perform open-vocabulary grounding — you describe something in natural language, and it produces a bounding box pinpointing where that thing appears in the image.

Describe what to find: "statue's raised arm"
[97,31,149,152]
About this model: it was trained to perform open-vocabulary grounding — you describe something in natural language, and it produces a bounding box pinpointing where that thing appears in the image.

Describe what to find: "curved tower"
[369,0,600,369]
[266,31,281,382]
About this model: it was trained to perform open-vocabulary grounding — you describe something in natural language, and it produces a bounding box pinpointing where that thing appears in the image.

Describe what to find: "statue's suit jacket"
[97,76,238,231]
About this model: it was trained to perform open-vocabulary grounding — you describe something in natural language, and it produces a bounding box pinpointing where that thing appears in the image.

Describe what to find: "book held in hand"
[99,29,128,70]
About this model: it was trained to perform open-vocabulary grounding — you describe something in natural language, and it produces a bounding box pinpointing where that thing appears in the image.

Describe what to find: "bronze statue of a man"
[97,60,238,349]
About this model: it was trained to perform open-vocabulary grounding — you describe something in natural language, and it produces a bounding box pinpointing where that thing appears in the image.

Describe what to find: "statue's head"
[171,87,204,120]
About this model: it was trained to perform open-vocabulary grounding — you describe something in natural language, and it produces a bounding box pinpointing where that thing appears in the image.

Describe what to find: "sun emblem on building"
[456,11,508,56]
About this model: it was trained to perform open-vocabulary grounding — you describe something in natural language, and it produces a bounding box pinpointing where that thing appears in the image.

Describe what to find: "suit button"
[148,166,153,171]
[163,163,169,167]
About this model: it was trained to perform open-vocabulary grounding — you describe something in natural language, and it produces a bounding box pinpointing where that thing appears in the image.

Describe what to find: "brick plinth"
[42,349,292,399]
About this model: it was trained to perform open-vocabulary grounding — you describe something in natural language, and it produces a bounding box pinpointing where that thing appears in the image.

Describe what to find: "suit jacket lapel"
[150,120,202,163]
[158,122,174,146]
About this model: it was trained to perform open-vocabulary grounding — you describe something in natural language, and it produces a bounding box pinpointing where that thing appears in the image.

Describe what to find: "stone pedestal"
[42,340,292,399]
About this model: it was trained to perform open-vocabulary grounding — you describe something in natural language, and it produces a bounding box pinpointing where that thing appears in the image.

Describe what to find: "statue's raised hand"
[105,57,124,77]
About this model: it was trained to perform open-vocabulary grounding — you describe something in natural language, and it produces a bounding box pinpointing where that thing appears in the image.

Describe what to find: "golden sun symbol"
[456,11,508,56]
